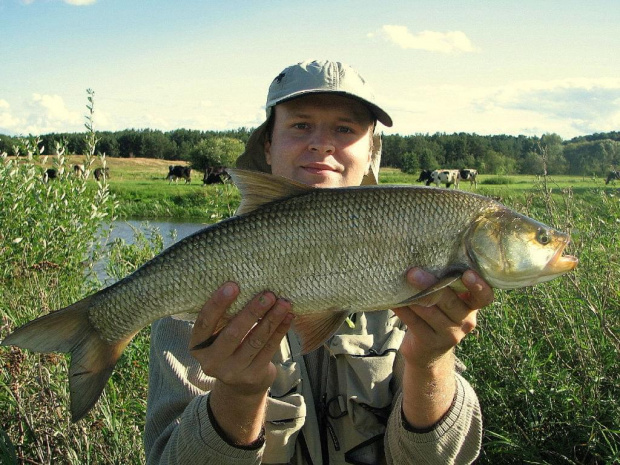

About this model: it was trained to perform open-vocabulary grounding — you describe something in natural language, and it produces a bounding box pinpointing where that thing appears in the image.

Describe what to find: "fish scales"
[89,186,493,343]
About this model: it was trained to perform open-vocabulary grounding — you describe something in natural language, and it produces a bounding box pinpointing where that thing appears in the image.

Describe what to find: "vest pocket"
[264,359,306,462]
[325,323,405,462]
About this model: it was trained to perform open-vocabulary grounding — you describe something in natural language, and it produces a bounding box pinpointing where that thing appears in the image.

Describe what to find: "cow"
[431,169,460,189]
[203,166,231,185]
[167,165,191,184]
[43,168,57,182]
[94,167,110,181]
[73,164,85,178]
[416,169,434,186]
[459,169,478,188]
[605,170,620,185]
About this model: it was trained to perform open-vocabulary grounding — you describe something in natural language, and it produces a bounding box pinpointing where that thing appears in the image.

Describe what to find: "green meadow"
[1,153,619,464]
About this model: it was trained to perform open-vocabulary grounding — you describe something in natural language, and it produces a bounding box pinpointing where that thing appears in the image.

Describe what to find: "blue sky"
[1,0,619,139]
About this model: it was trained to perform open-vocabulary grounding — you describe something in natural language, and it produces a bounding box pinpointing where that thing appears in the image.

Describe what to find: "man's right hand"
[189,282,294,445]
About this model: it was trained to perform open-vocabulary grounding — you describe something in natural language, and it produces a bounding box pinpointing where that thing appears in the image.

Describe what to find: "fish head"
[466,207,578,289]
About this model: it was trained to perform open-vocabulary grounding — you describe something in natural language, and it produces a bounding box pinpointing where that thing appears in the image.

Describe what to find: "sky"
[1,0,619,140]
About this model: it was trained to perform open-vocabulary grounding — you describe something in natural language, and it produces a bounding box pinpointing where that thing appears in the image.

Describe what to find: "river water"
[94,219,208,282]
[103,219,208,245]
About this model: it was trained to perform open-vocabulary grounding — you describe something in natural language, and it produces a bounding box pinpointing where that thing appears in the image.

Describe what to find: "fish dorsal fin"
[292,310,350,354]
[397,272,467,307]
[227,169,314,215]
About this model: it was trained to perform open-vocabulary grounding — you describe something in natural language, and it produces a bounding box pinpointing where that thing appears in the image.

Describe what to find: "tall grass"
[1,131,619,463]
[460,182,620,463]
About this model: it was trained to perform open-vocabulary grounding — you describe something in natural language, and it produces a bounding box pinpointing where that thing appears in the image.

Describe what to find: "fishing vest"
[262,310,406,464]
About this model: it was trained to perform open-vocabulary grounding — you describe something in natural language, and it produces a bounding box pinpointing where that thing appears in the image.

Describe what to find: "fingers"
[226,297,293,364]
[189,282,239,350]
[402,268,489,336]
[460,270,495,309]
[189,283,295,383]
[211,291,279,355]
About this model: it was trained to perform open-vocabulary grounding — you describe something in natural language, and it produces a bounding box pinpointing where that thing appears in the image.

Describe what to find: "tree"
[188,136,245,171]
[97,132,120,157]
[142,129,176,159]
[400,151,419,174]
[519,151,545,175]
[540,133,566,175]
[417,147,440,171]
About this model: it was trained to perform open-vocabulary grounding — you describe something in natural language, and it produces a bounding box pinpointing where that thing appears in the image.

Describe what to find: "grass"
[1,158,619,464]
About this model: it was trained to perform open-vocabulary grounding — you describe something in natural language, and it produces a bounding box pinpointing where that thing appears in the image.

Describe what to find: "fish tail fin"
[1,295,135,422]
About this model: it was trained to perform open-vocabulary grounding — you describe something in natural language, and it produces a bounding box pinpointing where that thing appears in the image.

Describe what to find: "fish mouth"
[545,241,578,275]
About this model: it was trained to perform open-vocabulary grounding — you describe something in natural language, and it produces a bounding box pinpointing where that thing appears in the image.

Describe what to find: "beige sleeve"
[143,317,265,465]
[384,374,482,465]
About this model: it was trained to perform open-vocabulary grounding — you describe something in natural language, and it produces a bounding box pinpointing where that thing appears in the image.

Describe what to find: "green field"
[1,154,619,464]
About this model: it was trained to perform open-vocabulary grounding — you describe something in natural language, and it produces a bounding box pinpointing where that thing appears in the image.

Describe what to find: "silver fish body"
[1,170,578,421]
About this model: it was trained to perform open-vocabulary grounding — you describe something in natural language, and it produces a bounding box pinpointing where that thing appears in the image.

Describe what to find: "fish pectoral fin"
[397,273,466,307]
[292,311,350,354]
[227,169,314,215]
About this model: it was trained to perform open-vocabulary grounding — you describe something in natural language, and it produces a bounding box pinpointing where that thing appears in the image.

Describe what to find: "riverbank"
[56,155,617,219]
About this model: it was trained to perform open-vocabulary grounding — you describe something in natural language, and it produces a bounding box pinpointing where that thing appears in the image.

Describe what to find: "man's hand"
[392,268,493,429]
[189,282,294,444]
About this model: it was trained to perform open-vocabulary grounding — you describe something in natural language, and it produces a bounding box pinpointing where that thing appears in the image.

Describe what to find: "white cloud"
[370,25,479,53]
[0,100,25,134]
[14,93,83,135]
[474,78,620,136]
[384,77,620,138]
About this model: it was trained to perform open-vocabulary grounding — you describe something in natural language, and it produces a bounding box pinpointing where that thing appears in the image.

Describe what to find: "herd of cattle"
[416,169,479,189]
[42,164,620,188]
[43,165,109,182]
[42,164,229,185]
[165,165,230,185]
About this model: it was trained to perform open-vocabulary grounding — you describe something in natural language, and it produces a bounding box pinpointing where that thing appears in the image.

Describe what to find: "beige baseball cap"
[236,60,392,185]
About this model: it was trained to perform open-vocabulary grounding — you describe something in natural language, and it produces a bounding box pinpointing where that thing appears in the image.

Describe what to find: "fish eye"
[537,229,551,245]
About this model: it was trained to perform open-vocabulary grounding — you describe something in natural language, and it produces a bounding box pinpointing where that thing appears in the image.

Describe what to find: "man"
[145,60,493,464]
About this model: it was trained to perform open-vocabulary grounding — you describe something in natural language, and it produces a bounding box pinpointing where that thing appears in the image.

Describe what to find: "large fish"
[1,170,578,421]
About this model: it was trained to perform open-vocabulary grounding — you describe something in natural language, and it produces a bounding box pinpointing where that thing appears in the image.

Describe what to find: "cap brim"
[269,90,393,127]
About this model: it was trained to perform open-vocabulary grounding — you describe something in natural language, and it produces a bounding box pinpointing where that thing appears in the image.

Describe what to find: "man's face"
[264,94,375,188]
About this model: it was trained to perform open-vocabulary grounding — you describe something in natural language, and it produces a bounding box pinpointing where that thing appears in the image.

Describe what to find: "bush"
[481,176,516,185]
[187,136,245,172]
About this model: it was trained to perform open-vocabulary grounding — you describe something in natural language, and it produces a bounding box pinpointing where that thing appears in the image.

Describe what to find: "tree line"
[1,129,619,176]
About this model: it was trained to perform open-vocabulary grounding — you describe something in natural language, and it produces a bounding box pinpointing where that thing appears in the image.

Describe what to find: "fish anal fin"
[397,273,466,307]
[292,311,349,354]
[1,294,135,422]
[227,169,314,215]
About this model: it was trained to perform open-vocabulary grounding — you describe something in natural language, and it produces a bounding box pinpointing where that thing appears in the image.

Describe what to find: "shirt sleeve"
[384,373,482,465]
[143,317,265,465]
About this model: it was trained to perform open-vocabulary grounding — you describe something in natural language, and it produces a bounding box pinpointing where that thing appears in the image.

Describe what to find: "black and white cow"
[431,169,460,188]
[459,169,478,188]
[167,165,191,184]
[605,170,620,185]
[203,166,230,185]
[94,167,110,181]
[416,169,434,186]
